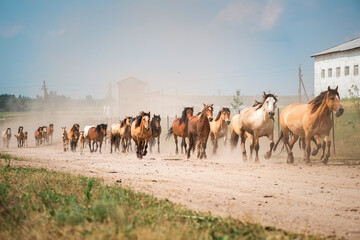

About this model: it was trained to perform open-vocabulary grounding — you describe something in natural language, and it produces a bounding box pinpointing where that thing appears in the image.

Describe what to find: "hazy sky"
[1,0,359,98]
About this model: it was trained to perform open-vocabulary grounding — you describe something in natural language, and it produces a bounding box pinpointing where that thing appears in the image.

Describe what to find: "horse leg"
[240,130,247,161]
[282,128,294,164]
[254,135,260,163]
[264,133,274,160]
[202,139,208,159]
[311,136,321,156]
[149,137,153,154]
[174,135,179,154]
[304,134,312,165]
[99,141,102,154]
[89,140,92,153]
[143,140,148,156]
[187,135,193,159]
[157,137,160,153]
[197,139,201,159]
[321,136,331,164]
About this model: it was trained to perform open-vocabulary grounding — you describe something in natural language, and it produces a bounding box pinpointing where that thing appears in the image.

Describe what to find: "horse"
[149,114,162,153]
[209,107,230,154]
[109,122,121,153]
[61,127,69,152]
[68,124,80,152]
[79,131,85,155]
[166,107,194,154]
[15,126,24,148]
[275,86,344,165]
[42,126,48,145]
[34,126,44,146]
[87,124,107,153]
[2,128,11,148]
[187,104,213,159]
[231,92,277,162]
[131,111,152,159]
[120,116,133,153]
[47,124,54,144]
[24,132,28,147]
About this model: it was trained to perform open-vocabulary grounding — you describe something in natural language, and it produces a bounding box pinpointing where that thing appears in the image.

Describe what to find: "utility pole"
[298,65,309,103]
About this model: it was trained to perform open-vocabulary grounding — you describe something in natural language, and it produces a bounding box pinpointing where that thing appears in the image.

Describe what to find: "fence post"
[332,112,336,155]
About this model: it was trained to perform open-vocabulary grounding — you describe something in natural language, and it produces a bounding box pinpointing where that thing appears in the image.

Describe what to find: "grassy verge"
[0,158,320,239]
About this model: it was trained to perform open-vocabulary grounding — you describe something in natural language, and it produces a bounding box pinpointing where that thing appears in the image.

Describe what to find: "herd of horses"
[1,86,344,165]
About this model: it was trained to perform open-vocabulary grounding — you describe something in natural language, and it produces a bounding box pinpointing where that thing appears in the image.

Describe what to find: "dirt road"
[2,144,360,239]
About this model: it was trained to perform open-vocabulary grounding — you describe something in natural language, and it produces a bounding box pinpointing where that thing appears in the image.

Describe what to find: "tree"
[348,84,360,122]
[231,89,243,113]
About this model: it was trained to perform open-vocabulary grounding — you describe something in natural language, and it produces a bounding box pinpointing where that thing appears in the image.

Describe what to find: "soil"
[2,143,360,239]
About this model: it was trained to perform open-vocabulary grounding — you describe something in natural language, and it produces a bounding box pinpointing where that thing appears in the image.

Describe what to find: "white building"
[312,37,360,98]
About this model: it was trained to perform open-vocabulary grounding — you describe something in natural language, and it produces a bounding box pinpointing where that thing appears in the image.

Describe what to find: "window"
[354,65,359,76]
[336,67,340,77]
[328,68,332,78]
[345,66,349,76]
[321,69,325,78]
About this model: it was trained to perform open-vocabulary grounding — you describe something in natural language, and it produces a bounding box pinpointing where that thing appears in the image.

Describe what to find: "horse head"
[221,107,231,125]
[202,103,214,121]
[262,92,277,120]
[18,126,23,133]
[326,86,344,117]
[6,128,11,134]
[61,127,67,135]
[142,112,151,131]
[152,114,161,129]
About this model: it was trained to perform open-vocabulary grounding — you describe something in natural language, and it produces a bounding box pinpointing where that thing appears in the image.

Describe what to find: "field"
[0,102,359,239]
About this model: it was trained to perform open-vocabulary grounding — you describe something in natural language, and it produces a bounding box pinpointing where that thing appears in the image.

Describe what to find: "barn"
[312,37,360,98]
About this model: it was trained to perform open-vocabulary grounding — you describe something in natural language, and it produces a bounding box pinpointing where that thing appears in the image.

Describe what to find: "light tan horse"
[61,127,69,152]
[209,107,230,154]
[275,86,344,165]
[2,128,11,148]
[230,92,277,162]
[109,122,121,153]
[120,116,133,153]
[131,112,152,159]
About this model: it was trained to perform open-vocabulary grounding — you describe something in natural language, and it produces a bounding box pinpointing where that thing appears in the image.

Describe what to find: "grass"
[0,157,321,240]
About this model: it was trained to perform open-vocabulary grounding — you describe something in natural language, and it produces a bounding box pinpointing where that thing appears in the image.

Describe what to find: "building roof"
[117,76,146,86]
[311,37,360,57]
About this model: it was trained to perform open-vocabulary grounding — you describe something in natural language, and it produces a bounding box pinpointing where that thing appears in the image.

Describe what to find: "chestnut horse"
[187,104,213,159]
[68,124,80,152]
[209,107,230,154]
[131,112,152,159]
[2,128,11,148]
[166,107,194,154]
[87,124,107,153]
[120,116,133,153]
[275,86,344,165]
[34,126,44,146]
[230,92,277,162]
[149,114,161,153]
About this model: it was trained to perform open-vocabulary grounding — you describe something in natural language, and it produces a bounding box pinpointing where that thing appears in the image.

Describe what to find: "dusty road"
[2,144,360,239]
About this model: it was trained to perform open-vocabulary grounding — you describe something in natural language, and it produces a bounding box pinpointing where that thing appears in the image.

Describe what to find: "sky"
[0,0,359,98]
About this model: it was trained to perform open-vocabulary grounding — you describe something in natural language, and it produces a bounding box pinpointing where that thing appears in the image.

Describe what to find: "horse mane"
[309,88,340,113]
[120,119,126,128]
[255,93,278,110]
[135,112,150,128]
[71,124,79,132]
[179,107,193,125]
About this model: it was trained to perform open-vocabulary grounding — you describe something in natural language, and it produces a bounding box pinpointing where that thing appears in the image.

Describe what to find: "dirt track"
[2,144,360,239]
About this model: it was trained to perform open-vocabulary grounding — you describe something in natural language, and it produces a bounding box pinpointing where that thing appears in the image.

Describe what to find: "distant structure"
[312,37,360,98]
[117,77,149,116]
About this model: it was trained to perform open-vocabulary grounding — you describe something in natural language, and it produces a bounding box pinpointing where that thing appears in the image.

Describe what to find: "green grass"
[0,158,321,240]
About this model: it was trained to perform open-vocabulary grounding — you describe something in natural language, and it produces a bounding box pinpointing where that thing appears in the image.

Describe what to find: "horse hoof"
[322,158,329,164]
[311,150,318,156]
[264,152,271,160]
[306,160,312,166]
[255,158,260,163]
[287,155,294,164]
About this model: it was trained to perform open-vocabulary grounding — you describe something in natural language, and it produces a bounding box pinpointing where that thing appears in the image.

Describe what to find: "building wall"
[314,48,360,98]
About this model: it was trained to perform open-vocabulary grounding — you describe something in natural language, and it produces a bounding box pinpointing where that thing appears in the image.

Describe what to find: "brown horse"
[68,124,80,152]
[16,126,25,148]
[230,92,277,162]
[131,112,152,159]
[46,124,54,144]
[42,126,48,145]
[2,128,11,148]
[275,86,344,165]
[166,107,194,154]
[34,126,44,146]
[209,107,230,154]
[120,116,133,153]
[61,127,69,152]
[187,104,213,159]
[149,114,161,153]
[79,131,85,155]
[87,124,107,153]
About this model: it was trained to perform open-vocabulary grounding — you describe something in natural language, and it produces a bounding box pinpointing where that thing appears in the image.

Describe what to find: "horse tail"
[165,127,173,140]
[273,130,283,152]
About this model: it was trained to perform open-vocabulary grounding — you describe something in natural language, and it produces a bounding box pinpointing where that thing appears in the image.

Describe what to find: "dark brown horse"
[68,124,80,152]
[166,107,194,154]
[87,124,107,153]
[187,104,213,159]
[149,114,161,153]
